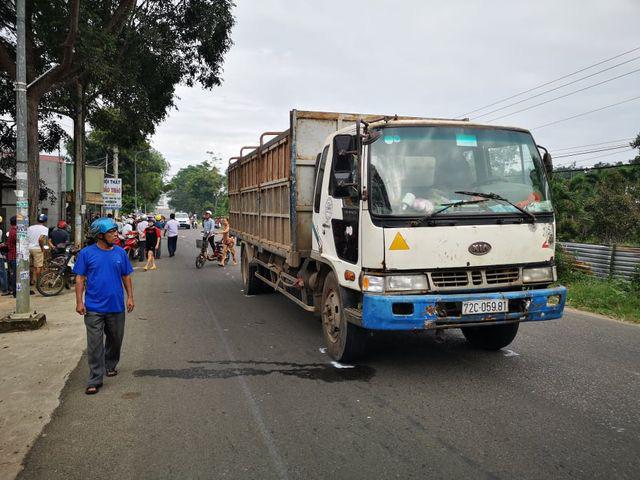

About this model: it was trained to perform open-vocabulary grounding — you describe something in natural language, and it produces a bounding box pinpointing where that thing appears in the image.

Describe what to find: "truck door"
[312,135,360,275]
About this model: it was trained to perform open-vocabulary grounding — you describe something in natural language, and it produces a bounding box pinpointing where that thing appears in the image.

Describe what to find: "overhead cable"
[485,67,640,122]
[460,45,640,117]
[551,138,634,152]
[531,95,640,130]
[471,55,640,120]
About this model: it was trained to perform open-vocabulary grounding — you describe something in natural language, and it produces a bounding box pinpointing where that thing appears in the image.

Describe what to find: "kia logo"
[469,242,492,255]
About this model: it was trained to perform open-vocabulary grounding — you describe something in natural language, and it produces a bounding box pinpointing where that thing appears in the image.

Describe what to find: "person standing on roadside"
[164,213,179,257]
[136,216,148,262]
[27,213,49,290]
[74,217,134,395]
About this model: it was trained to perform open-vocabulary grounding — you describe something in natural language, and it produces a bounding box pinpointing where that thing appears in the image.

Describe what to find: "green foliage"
[169,161,227,216]
[551,162,640,245]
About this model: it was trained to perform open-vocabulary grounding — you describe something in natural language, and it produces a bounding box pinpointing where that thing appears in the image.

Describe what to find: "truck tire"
[241,246,268,295]
[461,322,519,350]
[321,272,366,362]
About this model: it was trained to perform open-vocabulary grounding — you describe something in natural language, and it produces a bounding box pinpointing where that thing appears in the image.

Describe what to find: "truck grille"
[428,267,521,291]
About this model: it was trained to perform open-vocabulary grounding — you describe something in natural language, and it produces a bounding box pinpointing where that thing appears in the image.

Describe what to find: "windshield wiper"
[411,198,489,226]
[455,190,537,222]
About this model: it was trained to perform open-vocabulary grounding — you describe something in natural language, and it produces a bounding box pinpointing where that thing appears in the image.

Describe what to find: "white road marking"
[502,349,520,357]
[330,361,355,369]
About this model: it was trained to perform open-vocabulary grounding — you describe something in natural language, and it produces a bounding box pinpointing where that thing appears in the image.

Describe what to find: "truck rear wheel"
[241,246,268,295]
[461,322,519,350]
[321,272,366,362]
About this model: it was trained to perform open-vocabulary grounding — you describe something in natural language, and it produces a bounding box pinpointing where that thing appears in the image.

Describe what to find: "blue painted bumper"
[359,287,567,330]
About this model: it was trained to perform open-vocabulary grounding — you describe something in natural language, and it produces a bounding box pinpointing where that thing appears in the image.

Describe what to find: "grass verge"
[556,247,640,323]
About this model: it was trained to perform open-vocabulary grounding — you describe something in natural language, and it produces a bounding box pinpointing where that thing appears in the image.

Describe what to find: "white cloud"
[151,0,640,174]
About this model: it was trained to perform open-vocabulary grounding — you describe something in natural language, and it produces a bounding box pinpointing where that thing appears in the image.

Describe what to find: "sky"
[139,1,639,174]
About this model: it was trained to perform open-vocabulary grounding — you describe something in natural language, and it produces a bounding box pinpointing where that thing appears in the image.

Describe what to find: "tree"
[169,161,227,216]
[0,0,234,220]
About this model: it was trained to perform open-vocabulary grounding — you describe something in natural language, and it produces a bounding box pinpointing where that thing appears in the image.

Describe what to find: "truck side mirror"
[330,134,360,199]
[543,152,553,175]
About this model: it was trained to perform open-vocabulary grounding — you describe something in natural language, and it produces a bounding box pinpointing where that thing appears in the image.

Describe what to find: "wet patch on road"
[133,359,375,383]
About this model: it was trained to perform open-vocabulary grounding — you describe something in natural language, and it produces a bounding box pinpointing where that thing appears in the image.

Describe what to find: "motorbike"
[195,232,230,268]
[36,245,78,296]
[115,231,141,261]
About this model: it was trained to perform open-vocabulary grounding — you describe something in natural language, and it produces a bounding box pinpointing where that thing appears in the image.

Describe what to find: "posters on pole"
[103,178,122,209]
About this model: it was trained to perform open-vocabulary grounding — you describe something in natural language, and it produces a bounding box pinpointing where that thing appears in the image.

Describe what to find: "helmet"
[38,213,48,223]
[155,214,162,221]
[0,215,3,223]
[89,217,118,237]
[205,210,212,215]
[147,215,154,221]
[57,220,67,229]
[125,218,133,225]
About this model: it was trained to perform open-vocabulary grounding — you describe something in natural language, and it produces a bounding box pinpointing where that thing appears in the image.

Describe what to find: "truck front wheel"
[461,322,519,350]
[321,272,366,362]
[241,246,268,295]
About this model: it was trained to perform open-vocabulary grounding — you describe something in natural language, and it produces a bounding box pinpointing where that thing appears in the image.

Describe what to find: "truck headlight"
[386,275,429,292]
[362,275,384,293]
[522,266,555,283]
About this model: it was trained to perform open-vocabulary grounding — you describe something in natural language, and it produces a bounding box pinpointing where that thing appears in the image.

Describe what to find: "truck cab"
[311,118,566,360]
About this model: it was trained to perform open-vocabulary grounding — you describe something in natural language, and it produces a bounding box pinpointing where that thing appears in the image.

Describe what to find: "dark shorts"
[146,246,156,255]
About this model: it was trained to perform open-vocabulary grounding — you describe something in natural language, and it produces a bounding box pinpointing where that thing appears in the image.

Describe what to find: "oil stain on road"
[133,359,375,383]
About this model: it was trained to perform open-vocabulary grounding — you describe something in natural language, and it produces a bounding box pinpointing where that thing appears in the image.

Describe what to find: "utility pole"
[73,80,84,246]
[5,0,45,329]
[113,145,119,218]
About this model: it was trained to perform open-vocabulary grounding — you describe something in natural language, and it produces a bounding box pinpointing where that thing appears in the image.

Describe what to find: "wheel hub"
[323,291,341,343]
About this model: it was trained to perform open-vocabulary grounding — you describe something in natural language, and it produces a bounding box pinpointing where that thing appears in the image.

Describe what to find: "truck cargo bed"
[229,110,386,266]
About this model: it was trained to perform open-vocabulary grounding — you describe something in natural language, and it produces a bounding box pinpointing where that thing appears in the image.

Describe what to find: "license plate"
[462,299,508,315]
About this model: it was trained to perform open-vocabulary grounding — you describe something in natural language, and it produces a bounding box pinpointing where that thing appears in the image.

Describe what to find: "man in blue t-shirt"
[73,217,135,395]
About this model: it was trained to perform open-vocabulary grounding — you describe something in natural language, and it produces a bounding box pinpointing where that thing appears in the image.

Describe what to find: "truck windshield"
[368,126,552,217]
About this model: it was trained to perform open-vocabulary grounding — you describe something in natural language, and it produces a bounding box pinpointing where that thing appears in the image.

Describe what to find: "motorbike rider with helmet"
[202,210,216,253]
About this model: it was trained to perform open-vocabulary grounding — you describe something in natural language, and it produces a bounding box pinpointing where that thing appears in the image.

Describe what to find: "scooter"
[195,232,230,268]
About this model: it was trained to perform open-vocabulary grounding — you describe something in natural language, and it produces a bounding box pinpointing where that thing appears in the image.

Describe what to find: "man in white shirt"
[136,216,148,261]
[164,213,180,257]
[27,213,49,287]
[122,219,133,236]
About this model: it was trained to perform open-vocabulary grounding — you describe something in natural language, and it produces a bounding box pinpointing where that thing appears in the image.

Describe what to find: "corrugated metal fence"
[559,242,640,281]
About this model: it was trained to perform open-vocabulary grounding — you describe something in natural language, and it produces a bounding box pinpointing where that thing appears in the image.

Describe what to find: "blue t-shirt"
[73,244,134,313]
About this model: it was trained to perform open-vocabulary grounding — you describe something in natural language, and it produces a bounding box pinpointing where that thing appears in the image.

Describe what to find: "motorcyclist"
[202,210,216,253]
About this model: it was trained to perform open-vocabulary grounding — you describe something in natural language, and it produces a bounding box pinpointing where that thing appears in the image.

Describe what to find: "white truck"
[228,110,566,361]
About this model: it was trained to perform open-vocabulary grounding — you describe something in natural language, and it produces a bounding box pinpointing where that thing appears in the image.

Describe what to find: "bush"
[555,246,582,282]
[631,264,640,292]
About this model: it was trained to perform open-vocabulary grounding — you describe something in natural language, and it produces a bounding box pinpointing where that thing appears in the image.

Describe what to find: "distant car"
[175,212,191,229]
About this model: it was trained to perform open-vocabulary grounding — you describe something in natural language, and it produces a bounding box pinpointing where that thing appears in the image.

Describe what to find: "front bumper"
[350,286,566,331]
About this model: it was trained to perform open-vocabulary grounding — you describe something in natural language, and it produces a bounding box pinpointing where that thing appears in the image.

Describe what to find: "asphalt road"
[19,229,640,479]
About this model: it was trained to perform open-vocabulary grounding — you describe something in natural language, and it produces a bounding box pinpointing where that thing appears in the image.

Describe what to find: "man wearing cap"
[27,213,49,289]
[74,217,134,395]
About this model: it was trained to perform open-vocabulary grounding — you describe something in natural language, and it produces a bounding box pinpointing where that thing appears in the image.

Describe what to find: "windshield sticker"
[384,135,402,144]
[456,134,477,147]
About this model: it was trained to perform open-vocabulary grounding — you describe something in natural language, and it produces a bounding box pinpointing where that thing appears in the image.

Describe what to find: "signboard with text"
[102,178,122,209]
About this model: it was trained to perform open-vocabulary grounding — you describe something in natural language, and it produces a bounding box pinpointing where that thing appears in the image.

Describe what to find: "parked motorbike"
[36,245,78,296]
[115,231,141,261]
[195,232,230,268]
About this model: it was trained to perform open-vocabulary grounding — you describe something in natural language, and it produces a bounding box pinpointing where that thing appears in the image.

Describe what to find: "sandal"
[106,370,118,377]
[85,385,101,395]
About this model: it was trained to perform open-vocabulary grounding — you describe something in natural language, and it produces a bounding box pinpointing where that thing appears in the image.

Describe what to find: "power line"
[485,67,640,122]
[551,138,634,152]
[460,45,640,117]
[556,148,634,166]
[471,55,640,120]
[531,95,640,130]
[554,144,630,159]
[554,163,637,173]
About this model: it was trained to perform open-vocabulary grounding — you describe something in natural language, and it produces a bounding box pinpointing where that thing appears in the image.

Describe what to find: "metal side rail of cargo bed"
[252,257,320,313]
[344,287,567,331]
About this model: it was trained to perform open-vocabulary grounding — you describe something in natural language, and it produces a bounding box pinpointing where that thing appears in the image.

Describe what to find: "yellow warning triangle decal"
[389,232,410,251]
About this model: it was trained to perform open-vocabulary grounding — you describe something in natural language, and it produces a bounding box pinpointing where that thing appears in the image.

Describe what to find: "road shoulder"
[0,291,85,480]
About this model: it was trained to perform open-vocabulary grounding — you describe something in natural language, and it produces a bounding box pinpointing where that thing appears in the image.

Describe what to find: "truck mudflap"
[346,287,567,331]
